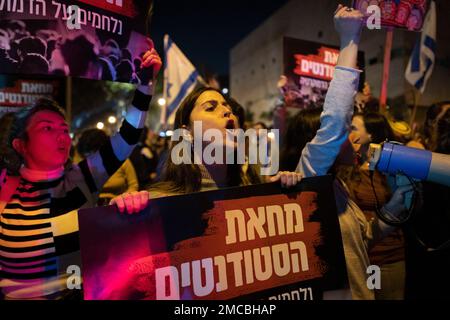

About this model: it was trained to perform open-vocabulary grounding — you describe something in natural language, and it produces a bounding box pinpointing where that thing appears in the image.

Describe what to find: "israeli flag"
[162,35,204,126]
[405,1,437,94]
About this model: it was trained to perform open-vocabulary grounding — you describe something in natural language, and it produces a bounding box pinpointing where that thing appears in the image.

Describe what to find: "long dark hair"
[435,108,450,154]
[425,101,450,152]
[341,112,393,191]
[152,87,261,193]
[280,107,322,171]
[359,112,394,144]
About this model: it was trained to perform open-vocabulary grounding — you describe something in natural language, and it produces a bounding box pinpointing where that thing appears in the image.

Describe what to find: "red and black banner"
[283,37,365,109]
[77,0,137,18]
[0,0,152,83]
[78,175,349,300]
[0,74,65,117]
[353,0,430,31]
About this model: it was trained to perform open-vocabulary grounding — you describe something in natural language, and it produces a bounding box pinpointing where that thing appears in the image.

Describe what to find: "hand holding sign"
[110,190,149,214]
[79,176,348,300]
[138,38,162,86]
[270,171,303,188]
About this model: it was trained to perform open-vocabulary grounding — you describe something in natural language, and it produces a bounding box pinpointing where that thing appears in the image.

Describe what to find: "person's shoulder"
[148,189,179,199]
[406,140,426,150]
[65,163,81,174]
[140,146,154,159]
[145,181,183,199]
[64,163,87,184]
[122,159,134,168]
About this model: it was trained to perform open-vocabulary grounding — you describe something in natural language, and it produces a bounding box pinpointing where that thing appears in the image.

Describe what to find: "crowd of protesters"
[0,5,449,301]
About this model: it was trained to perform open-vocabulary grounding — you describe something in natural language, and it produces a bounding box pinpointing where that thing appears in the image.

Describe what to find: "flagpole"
[410,89,422,130]
[380,27,394,111]
[160,34,168,130]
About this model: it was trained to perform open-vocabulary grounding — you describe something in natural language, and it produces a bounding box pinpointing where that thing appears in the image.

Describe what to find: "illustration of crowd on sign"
[0,0,150,83]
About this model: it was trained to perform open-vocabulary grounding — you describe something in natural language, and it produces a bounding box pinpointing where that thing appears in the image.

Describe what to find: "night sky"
[150,0,289,76]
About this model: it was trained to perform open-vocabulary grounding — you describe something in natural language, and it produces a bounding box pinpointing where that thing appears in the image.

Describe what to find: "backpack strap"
[0,174,21,215]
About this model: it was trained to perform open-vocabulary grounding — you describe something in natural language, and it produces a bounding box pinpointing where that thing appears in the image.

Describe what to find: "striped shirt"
[0,90,151,299]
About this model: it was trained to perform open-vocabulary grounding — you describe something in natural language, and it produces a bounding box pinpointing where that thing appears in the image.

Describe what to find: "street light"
[108,116,117,124]
[97,122,104,130]
[222,88,229,95]
[158,98,166,106]
[166,130,174,137]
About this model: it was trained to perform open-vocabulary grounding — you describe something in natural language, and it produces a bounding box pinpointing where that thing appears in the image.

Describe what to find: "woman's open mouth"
[225,120,235,130]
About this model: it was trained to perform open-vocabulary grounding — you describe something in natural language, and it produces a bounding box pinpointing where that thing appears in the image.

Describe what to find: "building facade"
[230,0,450,124]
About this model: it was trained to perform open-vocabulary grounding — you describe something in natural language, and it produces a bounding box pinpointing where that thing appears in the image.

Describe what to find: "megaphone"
[368,142,450,187]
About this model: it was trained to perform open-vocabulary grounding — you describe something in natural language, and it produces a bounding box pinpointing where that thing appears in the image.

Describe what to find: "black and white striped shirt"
[0,90,151,299]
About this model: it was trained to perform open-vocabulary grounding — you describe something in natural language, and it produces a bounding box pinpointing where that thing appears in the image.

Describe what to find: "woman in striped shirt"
[0,39,161,300]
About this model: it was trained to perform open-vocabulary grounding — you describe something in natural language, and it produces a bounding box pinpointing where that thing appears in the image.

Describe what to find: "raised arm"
[80,39,162,193]
[296,5,363,177]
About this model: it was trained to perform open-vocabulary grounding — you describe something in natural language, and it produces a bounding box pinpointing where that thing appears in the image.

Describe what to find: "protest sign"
[353,0,430,31]
[0,74,64,117]
[0,0,152,83]
[78,175,350,300]
[282,37,365,109]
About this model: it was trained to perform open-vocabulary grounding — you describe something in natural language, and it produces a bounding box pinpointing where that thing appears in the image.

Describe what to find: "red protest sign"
[77,0,136,18]
[282,37,365,109]
[78,176,349,300]
[353,0,430,31]
[0,75,65,117]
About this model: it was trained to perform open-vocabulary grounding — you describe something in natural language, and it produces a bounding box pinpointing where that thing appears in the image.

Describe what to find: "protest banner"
[78,175,350,300]
[353,0,430,31]
[0,74,65,117]
[352,1,432,108]
[282,37,365,109]
[0,0,152,83]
